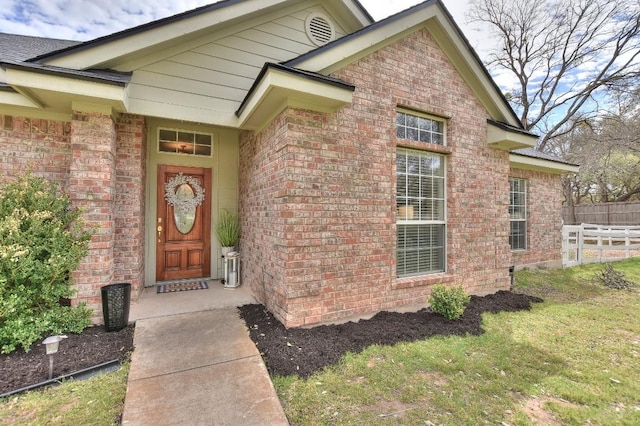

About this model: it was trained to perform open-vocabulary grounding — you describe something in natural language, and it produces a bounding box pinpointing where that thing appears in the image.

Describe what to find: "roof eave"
[510,153,580,174]
[236,63,354,131]
[1,61,131,86]
[285,0,524,129]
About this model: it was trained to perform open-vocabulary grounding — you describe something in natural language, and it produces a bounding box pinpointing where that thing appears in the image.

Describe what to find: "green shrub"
[215,209,241,247]
[429,285,471,320]
[0,173,93,354]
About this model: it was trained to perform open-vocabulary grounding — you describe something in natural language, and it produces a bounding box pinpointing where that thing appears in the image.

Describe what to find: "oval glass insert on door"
[173,183,197,234]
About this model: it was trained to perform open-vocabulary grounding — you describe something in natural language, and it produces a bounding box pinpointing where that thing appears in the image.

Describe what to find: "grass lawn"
[0,363,129,425]
[275,258,640,425]
[1,259,638,425]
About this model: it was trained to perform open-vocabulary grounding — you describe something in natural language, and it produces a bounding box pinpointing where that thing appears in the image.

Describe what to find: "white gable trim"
[3,68,128,112]
[287,1,521,127]
[487,121,538,151]
[40,0,371,71]
[510,154,579,174]
[237,64,354,130]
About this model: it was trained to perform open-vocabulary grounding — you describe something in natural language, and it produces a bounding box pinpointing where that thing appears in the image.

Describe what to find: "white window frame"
[396,147,447,277]
[157,128,214,157]
[509,178,527,251]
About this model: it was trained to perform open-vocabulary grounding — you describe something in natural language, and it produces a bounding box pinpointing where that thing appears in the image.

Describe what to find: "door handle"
[157,225,163,241]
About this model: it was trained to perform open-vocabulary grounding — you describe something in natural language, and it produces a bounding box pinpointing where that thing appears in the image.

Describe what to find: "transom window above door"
[158,128,213,157]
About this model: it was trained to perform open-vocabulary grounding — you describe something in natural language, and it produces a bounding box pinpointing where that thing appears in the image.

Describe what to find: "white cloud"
[0,0,481,46]
[0,0,507,89]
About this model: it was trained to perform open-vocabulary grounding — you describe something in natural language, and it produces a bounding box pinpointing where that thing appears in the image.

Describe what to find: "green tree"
[0,173,92,353]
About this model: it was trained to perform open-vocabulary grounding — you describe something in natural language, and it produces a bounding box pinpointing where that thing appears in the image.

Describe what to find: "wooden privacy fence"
[562,223,640,267]
[563,202,640,226]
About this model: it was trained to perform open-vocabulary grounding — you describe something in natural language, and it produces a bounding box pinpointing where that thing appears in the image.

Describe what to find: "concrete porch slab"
[122,354,287,426]
[121,287,288,425]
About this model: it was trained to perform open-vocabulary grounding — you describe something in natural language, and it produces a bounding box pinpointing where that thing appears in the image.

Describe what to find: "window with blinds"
[396,147,446,277]
[509,178,527,250]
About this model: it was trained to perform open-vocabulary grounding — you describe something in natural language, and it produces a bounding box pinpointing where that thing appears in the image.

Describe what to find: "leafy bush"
[0,173,92,353]
[429,285,471,320]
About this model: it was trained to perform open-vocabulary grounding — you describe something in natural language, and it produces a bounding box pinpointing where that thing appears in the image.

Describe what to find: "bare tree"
[467,0,640,151]
[549,92,640,206]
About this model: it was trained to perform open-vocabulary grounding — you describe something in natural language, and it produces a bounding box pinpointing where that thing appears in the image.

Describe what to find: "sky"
[0,1,630,139]
[0,0,502,93]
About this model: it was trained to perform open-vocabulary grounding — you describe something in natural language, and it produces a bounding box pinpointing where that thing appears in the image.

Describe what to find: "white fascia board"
[343,2,373,26]
[292,4,520,127]
[4,68,127,106]
[126,97,240,128]
[293,7,439,74]
[44,0,288,69]
[510,153,579,174]
[324,0,373,30]
[238,68,353,130]
[487,125,537,151]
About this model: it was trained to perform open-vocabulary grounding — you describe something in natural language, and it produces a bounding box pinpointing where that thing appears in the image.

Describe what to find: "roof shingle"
[0,33,79,62]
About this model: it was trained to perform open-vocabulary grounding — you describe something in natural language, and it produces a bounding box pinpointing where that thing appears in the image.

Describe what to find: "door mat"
[157,281,209,294]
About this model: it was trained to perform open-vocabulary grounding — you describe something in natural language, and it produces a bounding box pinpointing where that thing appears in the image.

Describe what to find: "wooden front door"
[156,165,211,281]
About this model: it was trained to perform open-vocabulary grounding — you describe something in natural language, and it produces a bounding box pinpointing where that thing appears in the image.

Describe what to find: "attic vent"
[305,13,335,46]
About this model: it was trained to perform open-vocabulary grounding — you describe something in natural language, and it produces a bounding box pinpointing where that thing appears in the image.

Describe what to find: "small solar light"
[42,335,67,380]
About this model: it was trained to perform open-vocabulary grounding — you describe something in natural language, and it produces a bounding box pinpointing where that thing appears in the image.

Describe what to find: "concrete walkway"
[121,283,289,425]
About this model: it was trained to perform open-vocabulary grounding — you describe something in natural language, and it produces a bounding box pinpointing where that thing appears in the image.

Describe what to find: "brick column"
[68,107,117,323]
[114,114,147,299]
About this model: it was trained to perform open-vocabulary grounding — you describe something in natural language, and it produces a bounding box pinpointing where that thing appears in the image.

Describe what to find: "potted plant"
[215,209,241,256]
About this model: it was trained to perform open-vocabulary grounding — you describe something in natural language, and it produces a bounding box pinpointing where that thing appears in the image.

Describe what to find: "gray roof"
[0,33,130,85]
[0,33,79,62]
[1,60,131,86]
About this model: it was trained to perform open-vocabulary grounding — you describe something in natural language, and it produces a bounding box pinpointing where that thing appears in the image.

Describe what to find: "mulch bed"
[0,325,134,395]
[239,290,542,378]
[1,290,541,395]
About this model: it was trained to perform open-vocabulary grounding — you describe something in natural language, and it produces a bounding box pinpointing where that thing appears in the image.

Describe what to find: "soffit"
[487,120,538,151]
[1,67,128,114]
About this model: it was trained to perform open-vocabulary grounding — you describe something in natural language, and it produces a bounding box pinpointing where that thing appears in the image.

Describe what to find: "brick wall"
[114,114,147,297]
[0,115,72,183]
[510,168,564,268]
[239,113,291,322]
[68,111,117,320]
[1,112,147,323]
[240,28,514,327]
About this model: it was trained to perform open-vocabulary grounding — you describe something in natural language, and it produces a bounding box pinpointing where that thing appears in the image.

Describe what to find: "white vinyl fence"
[562,224,640,267]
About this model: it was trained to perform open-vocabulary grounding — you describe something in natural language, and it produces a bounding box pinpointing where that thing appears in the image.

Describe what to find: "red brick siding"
[114,114,147,297]
[0,115,72,183]
[68,111,117,320]
[1,112,147,323]
[240,28,515,327]
[510,168,564,267]
[239,113,291,322]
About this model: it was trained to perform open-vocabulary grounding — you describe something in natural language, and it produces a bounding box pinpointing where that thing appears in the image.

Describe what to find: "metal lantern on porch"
[223,251,240,288]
